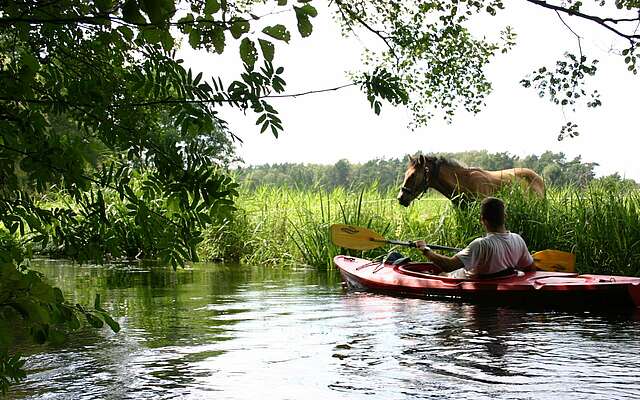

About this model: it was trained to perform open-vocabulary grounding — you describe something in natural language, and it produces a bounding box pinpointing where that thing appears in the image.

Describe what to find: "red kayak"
[334,255,640,309]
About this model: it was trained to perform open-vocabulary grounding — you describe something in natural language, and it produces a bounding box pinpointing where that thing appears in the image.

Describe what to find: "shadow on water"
[8,261,640,400]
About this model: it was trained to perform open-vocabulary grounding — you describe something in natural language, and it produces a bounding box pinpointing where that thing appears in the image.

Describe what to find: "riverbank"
[199,182,640,276]
[21,181,640,276]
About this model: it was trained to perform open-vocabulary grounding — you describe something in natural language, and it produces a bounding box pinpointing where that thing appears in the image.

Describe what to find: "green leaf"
[141,0,172,24]
[260,120,269,133]
[117,26,135,41]
[141,28,162,44]
[122,0,146,24]
[53,287,64,303]
[258,39,275,62]
[94,0,112,12]
[85,312,104,328]
[277,0,287,5]
[262,25,291,43]
[66,312,80,329]
[230,19,250,39]
[212,26,225,54]
[194,71,203,85]
[295,14,312,37]
[298,4,317,17]
[189,29,200,48]
[30,281,54,303]
[18,300,50,324]
[21,53,40,72]
[178,13,194,33]
[160,30,175,51]
[204,0,220,14]
[99,312,121,333]
[240,38,258,70]
[294,5,316,38]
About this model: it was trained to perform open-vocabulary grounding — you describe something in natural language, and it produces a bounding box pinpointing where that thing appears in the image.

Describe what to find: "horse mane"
[439,156,467,169]
[409,154,470,170]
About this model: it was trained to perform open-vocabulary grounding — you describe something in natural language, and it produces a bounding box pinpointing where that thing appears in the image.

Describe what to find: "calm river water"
[8,260,640,399]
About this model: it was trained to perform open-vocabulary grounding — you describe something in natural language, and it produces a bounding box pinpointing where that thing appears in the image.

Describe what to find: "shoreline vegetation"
[199,181,640,277]
[6,151,639,276]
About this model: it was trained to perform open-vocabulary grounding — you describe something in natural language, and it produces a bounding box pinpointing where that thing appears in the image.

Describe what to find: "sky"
[181,2,640,180]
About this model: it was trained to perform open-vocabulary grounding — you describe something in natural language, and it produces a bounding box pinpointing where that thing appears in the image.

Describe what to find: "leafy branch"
[525,0,640,42]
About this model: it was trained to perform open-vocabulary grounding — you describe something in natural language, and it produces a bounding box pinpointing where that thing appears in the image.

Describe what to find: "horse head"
[397,154,438,207]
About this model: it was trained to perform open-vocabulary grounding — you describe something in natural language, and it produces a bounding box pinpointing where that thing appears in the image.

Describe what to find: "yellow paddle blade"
[330,224,386,250]
[532,249,576,273]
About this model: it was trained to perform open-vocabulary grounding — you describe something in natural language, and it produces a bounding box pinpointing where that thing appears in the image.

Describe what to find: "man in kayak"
[415,197,534,278]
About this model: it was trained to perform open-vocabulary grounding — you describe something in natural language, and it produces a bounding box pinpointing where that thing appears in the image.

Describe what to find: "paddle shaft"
[372,238,462,252]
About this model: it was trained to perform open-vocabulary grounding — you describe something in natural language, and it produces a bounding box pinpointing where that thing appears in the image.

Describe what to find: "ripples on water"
[8,261,640,399]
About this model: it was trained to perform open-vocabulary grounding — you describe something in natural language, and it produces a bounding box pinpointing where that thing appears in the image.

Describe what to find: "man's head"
[480,197,506,232]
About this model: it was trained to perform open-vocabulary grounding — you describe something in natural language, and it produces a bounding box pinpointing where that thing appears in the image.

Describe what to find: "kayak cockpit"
[396,263,525,281]
[397,263,442,275]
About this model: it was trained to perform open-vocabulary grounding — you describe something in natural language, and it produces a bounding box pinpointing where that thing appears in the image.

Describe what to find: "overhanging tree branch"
[0,83,358,108]
[333,0,400,64]
[525,0,640,43]
[0,7,289,30]
[262,83,356,98]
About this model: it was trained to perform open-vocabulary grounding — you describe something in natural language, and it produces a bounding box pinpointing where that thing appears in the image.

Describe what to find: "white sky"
[181,2,640,180]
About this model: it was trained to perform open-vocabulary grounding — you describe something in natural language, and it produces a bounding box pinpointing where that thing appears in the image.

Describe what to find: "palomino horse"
[397,155,545,206]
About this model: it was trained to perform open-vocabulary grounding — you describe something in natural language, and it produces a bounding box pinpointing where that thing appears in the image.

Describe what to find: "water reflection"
[8,261,640,400]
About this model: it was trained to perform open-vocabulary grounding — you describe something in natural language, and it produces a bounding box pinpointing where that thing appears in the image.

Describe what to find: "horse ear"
[408,154,415,162]
[419,154,426,165]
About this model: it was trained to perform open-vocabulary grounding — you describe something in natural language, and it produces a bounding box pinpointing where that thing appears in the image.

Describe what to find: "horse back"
[494,167,545,196]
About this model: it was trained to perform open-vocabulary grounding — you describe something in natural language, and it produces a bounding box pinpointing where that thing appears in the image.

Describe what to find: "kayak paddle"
[329,224,576,273]
[329,224,460,252]
[531,250,576,273]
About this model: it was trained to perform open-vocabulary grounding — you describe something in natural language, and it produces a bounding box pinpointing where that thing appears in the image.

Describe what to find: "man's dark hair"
[480,197,505,229]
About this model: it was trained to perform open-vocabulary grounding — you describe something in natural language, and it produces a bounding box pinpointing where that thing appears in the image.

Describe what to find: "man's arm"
[515,239,536,271]
[424,250,464,272]
[415,241,464,272]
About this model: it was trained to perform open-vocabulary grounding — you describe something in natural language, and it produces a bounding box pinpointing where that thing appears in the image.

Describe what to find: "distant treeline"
[235,150,636,190]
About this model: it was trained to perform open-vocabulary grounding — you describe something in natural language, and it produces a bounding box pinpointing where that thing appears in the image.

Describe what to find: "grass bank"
[199,182,640,276]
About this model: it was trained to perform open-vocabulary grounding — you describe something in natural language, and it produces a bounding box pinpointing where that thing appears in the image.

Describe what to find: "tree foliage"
[518,0,639,138]
[335,0,515,127]
[332,0,639,135]
[1,0,306,391]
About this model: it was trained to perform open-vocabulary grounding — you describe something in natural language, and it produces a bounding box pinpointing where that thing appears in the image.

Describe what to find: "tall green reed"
[497,182,640,275]
[200,182,640,276]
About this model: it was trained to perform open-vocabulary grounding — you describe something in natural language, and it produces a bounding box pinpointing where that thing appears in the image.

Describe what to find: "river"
[7,260,640,399]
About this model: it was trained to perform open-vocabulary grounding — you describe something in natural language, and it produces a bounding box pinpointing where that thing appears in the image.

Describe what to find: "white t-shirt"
[451,232,533,279]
